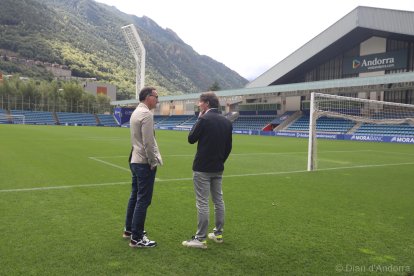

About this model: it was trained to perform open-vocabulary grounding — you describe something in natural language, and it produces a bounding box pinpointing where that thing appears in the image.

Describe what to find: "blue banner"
[114,107,135,125]
[345,134,414,144]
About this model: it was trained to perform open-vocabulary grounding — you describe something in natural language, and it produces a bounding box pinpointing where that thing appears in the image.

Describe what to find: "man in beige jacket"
[123,87,163,248]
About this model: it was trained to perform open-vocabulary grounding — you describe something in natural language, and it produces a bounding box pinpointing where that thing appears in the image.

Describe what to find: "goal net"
[307,92,414,171]
[0,114,25,125]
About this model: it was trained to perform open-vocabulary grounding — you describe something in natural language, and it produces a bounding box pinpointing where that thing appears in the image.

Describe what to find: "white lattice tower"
[121,24,146,99]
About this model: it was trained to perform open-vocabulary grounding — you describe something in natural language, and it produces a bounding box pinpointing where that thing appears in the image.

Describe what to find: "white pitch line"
[88,157,130,172]
[368,150,414,157]
[0,181,130,193]
[316,162,414,171]
[318,158,351,165]
[88,149,375,159]
[1,161,413,193]
[89,155,128,159]
[88,149,392,177]
[204,149,374,156]
[88,158,162,182]
[230,149,375,156]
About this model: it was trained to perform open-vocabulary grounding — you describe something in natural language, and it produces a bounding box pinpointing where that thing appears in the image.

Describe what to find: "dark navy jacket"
[188,109,232,172]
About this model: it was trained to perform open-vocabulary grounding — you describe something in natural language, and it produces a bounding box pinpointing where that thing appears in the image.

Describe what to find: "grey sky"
[95,0,414,80]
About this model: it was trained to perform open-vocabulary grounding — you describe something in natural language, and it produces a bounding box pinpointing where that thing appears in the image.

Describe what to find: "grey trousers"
[193,171,225,240]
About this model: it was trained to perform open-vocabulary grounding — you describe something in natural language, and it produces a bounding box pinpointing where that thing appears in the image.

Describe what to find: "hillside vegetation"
[0,0,248,99]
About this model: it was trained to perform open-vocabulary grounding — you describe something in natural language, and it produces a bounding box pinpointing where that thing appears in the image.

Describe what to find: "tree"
[20,80,38,110]
[96,94,111,114]
[48,81,62,112]
[81,93,96,113]
[62,82,83,112]
[38,80,50,111]
[208,81,221,91]
[0,77,113,113]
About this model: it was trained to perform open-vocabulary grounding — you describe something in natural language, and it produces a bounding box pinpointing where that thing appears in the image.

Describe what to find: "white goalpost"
[0,114,25,124]
[307,92,414,171]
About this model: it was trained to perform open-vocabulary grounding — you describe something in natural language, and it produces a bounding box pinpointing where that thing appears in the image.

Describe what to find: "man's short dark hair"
[139,87,156,102]
[199,92,219,108]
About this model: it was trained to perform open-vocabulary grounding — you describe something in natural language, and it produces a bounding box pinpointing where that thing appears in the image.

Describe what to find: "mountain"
[0,0,248,99]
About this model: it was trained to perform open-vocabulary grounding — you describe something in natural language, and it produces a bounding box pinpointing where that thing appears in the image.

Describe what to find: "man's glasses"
[149,94,158,99]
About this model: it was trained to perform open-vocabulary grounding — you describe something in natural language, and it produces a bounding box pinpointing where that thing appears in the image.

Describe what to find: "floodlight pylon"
[121,24,146,99]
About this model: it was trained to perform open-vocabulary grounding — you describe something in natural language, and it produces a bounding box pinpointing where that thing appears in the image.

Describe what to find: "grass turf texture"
[1,124,413,275]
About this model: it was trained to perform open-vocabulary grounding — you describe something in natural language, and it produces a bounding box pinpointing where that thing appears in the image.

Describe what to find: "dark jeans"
[125,163,156,240]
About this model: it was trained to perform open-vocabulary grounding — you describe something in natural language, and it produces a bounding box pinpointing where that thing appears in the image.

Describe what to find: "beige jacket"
[129,103,163,167]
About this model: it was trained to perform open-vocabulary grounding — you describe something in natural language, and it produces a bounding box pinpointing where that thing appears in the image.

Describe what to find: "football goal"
[0,114,25,125]
[307,92,414,171]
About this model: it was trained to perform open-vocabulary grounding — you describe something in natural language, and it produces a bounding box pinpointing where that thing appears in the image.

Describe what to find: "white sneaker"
[208,232,223,243]
[129,236,157,248]
[182,236,207,249]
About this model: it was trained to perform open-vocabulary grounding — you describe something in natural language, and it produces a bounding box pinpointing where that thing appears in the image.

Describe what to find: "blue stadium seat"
[232,115,277,130]
[56,112,98,126]
[286,115,355,133]
[155,115,195,128]
[354,123,414,136]
[97,114,119,127]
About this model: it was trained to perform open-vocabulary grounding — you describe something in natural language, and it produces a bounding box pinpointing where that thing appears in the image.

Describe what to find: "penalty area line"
[0,181,130,193]
[223,161,414,178]
[1,161,413,193]
[88,157,130,172]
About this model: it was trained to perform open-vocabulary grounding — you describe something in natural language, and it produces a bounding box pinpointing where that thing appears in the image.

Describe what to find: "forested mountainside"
[0,0,248,99]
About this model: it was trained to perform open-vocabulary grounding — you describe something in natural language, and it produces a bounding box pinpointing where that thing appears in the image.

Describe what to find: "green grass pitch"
[1,124,413,275]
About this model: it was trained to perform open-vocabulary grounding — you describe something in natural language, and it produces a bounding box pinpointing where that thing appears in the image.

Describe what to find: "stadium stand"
[353,123,414,136]
[10,110,56,125]
[232,115,277,130]
[0,108,9,124]
[270,111,296,125]
[3,107,413,137]
[285,115,355,133]
[56,112,98,126]
[281,113,414,136]
[177,116,198,129]
[155,115,194,128]
[97,114,119,127]
[154,115,168,124]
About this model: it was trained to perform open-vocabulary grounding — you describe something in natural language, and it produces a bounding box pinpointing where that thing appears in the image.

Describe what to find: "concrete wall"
[83,81,117,101]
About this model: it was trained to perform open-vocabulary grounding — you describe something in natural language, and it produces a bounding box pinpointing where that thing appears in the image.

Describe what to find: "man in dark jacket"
[182,92,233,249]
